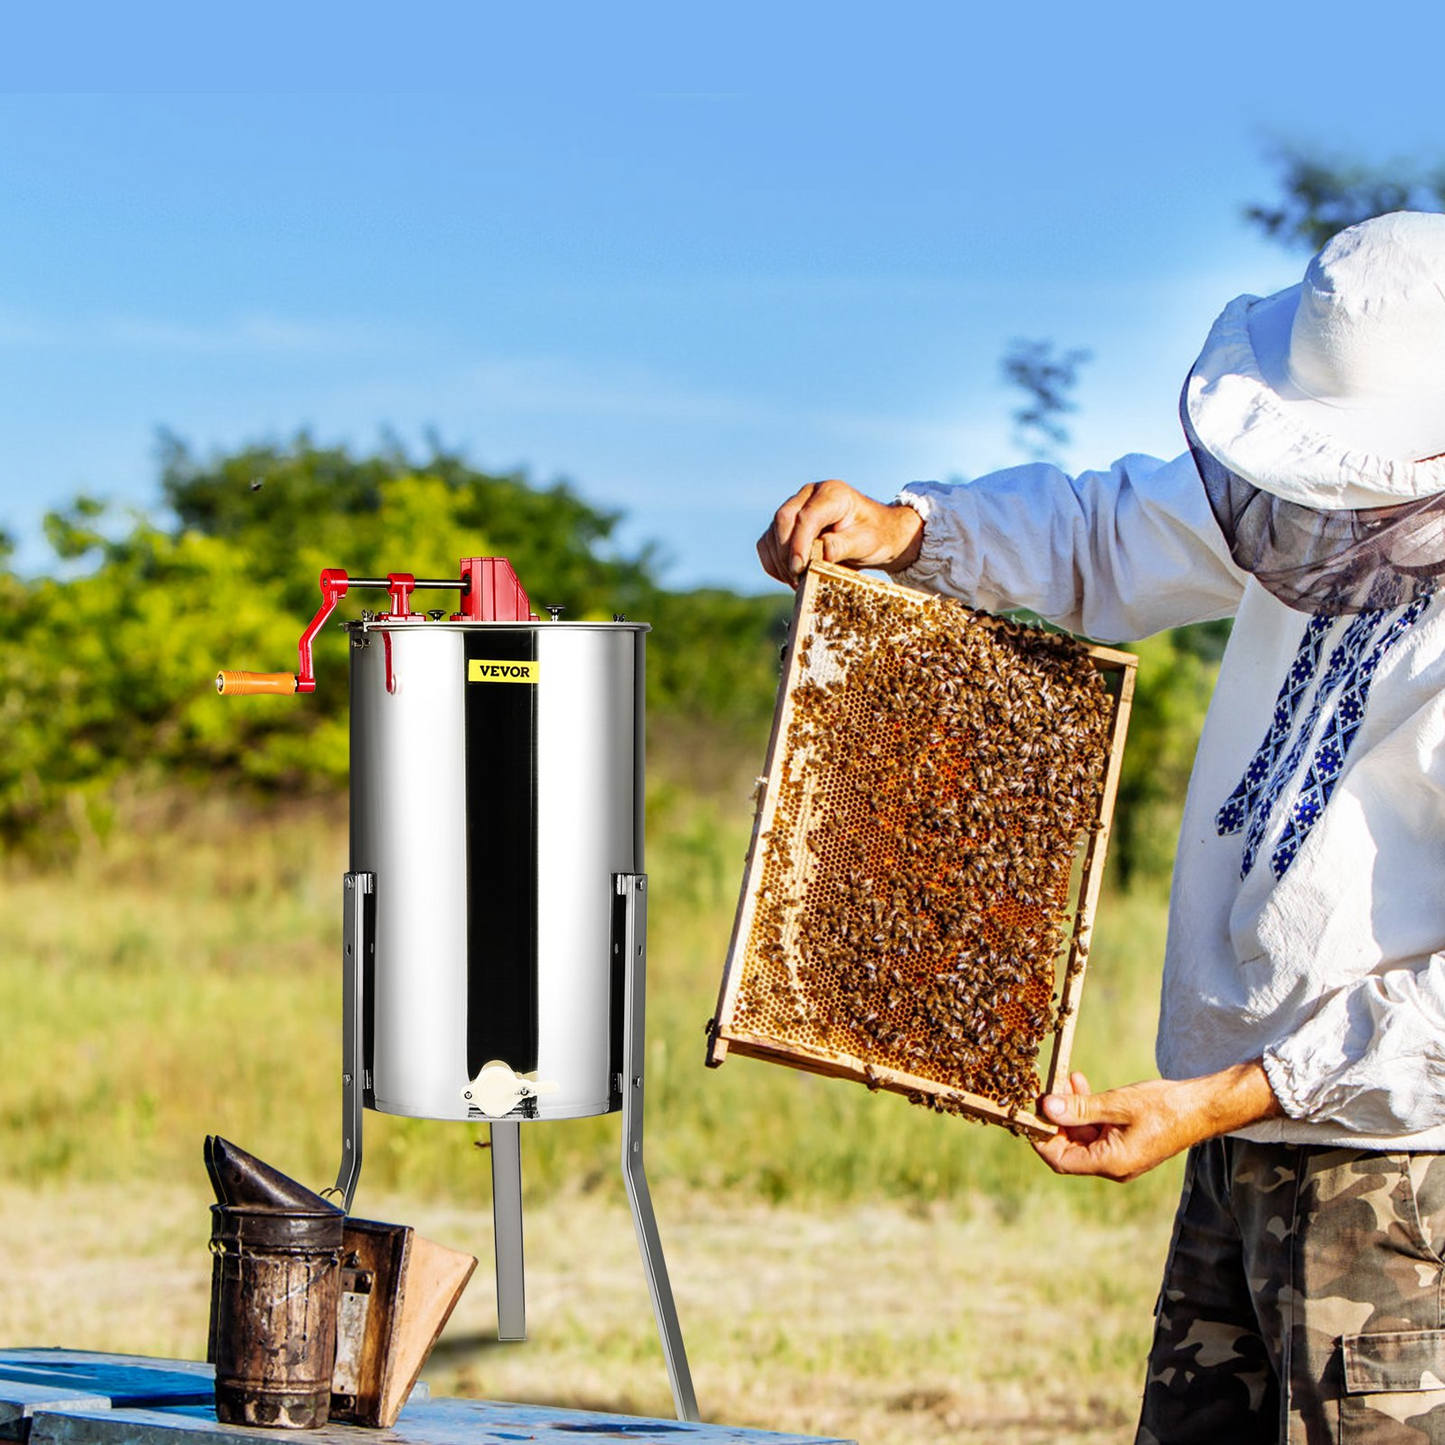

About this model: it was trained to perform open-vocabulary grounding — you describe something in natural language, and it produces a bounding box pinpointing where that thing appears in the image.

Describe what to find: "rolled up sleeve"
[894,451,1247,642]
[1264,960,1445,1136]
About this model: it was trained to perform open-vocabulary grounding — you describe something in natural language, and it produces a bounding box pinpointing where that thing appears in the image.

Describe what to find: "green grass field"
[0,782,1179,1216]
[0,782,1183,1440]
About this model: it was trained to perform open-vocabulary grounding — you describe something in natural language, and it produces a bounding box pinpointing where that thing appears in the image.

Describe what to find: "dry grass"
[0,1179,1162,1444]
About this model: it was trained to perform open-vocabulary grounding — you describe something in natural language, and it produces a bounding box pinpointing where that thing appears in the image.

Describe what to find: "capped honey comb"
[706,558,1136,1137]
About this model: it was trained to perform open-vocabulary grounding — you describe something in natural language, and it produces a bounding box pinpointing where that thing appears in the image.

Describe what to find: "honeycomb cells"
[734,573,1113,1118]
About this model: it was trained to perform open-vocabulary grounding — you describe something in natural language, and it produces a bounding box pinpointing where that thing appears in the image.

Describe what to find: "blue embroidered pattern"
[1237,610,1382,877]
[1216,598,1432,881]
[1268,596,1431,878]
[1215,612,1334,836]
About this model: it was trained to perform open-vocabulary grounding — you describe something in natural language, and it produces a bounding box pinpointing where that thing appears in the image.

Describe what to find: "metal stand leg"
[334,871,372,1212]
[616,873,700,1423]
[491,1120,527,1341]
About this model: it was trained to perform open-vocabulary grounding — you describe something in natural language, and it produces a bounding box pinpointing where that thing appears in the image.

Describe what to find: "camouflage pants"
[1138,1138,1445,1444]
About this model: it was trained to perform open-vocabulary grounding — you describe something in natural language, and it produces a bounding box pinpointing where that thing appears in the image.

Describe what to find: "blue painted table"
[0,1353,854,1445]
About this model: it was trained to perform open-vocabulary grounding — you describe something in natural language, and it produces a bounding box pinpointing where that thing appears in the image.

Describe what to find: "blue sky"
[5,5,1445,592]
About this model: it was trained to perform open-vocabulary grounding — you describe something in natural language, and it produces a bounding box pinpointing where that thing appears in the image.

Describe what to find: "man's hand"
[757,480,924,587]
[1032,1062,1283,1183]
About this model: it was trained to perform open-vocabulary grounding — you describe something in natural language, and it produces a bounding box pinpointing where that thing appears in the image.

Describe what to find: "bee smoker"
[217,556,697,1422]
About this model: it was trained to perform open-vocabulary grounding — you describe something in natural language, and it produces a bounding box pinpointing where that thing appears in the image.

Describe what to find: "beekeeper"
[759,211,1445,1441]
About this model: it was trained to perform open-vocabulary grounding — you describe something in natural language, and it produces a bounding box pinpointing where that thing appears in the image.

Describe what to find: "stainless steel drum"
[347,618,647,1124]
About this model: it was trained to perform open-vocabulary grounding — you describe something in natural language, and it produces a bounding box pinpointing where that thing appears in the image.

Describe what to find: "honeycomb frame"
[706,557,1137,1137]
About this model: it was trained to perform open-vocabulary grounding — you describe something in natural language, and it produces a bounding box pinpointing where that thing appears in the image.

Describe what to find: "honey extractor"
[218,556,697,1422]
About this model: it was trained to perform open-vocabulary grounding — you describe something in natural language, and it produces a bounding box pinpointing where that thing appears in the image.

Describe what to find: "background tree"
[1245,145,1445,250]
[14,143,1425,874]
[0,436,789,850]
[1000,338,1091,463]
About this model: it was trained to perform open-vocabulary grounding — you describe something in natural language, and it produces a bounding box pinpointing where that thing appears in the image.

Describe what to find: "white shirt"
[897,452,1445,1147]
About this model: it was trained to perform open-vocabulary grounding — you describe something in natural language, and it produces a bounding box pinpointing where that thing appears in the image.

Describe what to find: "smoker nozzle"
[203,1135,342,1214]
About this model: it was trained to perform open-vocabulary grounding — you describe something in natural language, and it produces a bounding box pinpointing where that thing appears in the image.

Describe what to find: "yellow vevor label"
[468,659,541,684]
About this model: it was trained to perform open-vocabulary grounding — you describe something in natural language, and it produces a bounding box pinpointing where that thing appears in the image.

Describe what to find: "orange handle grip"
[215,670,298,696]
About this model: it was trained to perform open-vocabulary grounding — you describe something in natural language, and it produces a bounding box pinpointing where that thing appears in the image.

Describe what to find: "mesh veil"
[1181,382,1445,615]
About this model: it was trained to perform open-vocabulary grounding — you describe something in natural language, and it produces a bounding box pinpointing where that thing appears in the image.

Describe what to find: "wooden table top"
[0,1352,854,1445]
